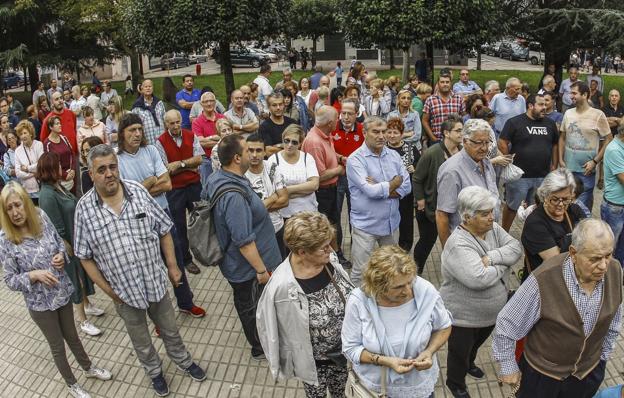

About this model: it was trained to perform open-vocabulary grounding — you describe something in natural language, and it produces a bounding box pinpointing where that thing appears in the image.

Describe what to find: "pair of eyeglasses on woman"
[283,138,299,146]
[548,196,573,206]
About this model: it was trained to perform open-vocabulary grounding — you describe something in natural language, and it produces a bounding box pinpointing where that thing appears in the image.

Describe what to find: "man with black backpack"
[205,134,282,361]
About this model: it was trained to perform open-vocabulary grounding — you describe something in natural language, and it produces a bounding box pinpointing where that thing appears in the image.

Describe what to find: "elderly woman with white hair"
[521,168,587,279]
[440,185,522,398]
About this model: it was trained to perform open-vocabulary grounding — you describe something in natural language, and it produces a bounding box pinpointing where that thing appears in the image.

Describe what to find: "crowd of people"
[0,59,623,398]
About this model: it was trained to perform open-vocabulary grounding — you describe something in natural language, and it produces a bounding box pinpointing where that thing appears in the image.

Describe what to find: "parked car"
[499,42,529,61]
[3,73,21,88]
[189,53,208,63]
[213,48,269,68]
[528,42,545,65]
[487,41,507,57]
[160,53,191,70]
[249,48,278,63]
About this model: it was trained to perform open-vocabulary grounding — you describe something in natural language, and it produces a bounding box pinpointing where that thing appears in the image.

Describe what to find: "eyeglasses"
[316,244,332,254]
[548,196,573,206]
[467,138,492,147]
[283,138,299,146]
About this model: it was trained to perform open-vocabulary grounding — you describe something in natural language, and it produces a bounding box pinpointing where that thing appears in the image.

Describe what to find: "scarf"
[132,95,162,127]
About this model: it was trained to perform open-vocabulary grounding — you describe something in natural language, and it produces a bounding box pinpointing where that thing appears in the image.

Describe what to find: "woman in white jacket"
[257,211,353,398]
[14,120,43,201]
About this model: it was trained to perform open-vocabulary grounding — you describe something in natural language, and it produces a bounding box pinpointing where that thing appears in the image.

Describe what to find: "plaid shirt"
[492,256,622,376]
[423,94,464,139]
[132,100,166,145]
[73,179,173,309]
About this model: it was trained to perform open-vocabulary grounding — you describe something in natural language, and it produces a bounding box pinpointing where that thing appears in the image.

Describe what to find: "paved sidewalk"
[1,194,624,397]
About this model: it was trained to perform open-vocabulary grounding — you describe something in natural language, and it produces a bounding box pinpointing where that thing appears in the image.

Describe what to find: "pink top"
[191,112,224,157]
[301,126,339,188]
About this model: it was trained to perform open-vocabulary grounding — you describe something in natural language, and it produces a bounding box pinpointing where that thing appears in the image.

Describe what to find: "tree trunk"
[389,48,395,70]
[129,48,143,91]
[28,63,39,95]
[426,42,435,87]
[75,63,81,84]
[401,48,410,84]
[220,41,235,103]
[311,36,317,69]
[477,49,482,71]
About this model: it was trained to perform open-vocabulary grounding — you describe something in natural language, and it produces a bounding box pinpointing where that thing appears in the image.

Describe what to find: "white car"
[189,53,208,63]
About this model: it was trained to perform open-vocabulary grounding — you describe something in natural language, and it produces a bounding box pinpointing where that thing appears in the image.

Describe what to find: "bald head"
[609,89,621,106]
[141,79,153,96]
[319,75,330,88]
[231,89,245,109]
[314,105,338,133]
[164,109,182,135]
[200,92,216,113]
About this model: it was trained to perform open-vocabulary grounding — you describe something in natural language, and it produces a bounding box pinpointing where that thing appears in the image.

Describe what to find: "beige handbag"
[345,363,387,398]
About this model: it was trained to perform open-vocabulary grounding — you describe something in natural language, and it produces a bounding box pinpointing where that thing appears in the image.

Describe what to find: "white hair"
[536,168,576,202]
[462,118,493,139]
[506,77,521,89]
[363,116,386,133]
[484,80,499,93]
[572,218,614,253]
[542,75,555,85]
[457,186,498,221]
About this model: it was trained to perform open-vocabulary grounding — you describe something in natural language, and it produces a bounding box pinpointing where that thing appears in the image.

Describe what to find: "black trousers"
[413,210,438,274]
[228,278,264,357]
[398,191,414,252]
[316,185,340,244]
[446,324,495,391]
[517,356,606,398]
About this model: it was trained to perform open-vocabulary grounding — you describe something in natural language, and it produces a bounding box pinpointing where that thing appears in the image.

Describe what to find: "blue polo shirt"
[489,92,526,135]
[176,89,201,129]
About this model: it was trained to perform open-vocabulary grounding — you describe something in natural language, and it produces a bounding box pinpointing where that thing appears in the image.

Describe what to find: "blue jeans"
[505,177,543,211]
[163,208,194,310]
[601,201,624,265]
[166,182,202,267]
[572,172,596,213]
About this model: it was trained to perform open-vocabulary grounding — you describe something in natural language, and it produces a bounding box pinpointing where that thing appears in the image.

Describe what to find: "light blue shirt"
[341,278,452,398]
[118,145,169,209]
[347,144,411,236]
[559,78,581,106]
[604,138,624,205]
[489,92,526,135]
[387,110,422,149]
[453,80,481,95]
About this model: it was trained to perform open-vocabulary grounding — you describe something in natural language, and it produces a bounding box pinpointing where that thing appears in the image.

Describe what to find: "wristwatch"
[180,161,186,169]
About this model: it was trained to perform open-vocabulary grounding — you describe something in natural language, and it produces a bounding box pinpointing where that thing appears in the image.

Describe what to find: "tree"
[120,0,290,99]
[0,0,123,94]
[288,0,340,67]
[503,0,624,82]
[341,0,501,84]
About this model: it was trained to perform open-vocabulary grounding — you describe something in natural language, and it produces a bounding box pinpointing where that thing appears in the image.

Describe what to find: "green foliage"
[288,0,340,42]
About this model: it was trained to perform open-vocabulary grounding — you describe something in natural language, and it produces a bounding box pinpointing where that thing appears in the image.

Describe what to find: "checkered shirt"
[73,179,173,309]
[132,100,166,145]
[423,94,465,139]
[492,256,622,376]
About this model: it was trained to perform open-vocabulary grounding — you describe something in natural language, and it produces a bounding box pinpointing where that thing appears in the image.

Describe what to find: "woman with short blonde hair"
[0,182,112,397]
[257,211,353,398]
[342,245,452,398]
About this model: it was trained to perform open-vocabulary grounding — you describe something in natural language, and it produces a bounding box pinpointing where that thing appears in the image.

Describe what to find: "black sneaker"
[467,364,485,379]
[151,373,169,397]
[251,352,266,362]
[448,387,471,398]
[177,363,206,382]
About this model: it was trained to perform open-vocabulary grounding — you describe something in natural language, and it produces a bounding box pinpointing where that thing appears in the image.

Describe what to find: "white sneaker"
[68,383,91,398]
[85,366,113,381]
[84,304,105,317]
[80,321,102,336]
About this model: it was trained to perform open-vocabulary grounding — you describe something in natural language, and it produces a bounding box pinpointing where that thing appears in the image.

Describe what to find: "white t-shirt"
[378,299,417,355]
[245,160,286,232]
[267,151,319,218]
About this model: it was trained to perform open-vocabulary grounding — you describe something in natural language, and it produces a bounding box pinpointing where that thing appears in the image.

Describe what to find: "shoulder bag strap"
[209,186,249,210]
[324,263,347,306]
[564,210,573,232]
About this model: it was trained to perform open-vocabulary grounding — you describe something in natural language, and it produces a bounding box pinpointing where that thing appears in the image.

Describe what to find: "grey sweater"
[439,223,522,328]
